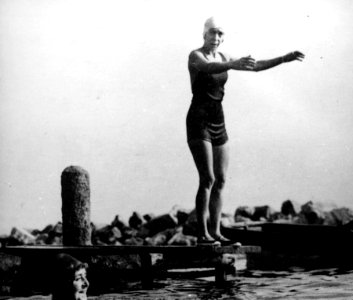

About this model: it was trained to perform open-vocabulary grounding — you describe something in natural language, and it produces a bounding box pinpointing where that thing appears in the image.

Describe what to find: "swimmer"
[187,17,304,246]
[52,253,89,300]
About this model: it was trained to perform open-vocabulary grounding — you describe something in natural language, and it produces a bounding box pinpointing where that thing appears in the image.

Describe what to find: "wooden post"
[215,253,237,285]
[215,261,227,284]
[61,166,91,246]
[140,253,153,288]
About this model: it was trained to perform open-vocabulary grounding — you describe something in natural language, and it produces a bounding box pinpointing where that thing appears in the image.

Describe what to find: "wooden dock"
[1,244,261,285]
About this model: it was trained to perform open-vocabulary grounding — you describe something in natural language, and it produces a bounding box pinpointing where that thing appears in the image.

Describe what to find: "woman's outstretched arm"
[189,50,256,74]
[253,51,305,72]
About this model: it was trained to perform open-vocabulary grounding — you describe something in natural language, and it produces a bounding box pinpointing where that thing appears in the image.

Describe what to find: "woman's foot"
[212,234,242,246]
[197,236,221,246]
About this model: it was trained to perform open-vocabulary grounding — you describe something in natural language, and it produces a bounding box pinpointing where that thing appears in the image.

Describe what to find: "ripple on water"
[5,268,353,300]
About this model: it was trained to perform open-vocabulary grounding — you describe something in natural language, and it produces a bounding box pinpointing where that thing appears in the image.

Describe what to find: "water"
[5,268,353,300]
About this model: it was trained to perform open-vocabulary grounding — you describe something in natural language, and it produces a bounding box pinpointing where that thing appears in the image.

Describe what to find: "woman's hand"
[282,51,305,63]
[231,55,256,70]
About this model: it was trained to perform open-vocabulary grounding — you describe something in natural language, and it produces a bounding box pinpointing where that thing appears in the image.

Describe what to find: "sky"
[1,0,353,235]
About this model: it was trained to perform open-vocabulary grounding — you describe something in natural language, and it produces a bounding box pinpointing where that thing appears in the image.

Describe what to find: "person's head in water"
[52,253,89,300]
[203,17,225,51]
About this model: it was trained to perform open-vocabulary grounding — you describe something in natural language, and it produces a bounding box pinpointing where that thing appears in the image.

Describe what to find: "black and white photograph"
[1,0,353,299]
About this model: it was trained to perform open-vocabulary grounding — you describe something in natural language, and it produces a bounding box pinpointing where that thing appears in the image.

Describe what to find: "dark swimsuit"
[186,51,229,146]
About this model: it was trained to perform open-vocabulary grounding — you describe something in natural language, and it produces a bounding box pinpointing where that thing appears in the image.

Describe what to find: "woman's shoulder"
[189,48,204,59]
[189,48,231,62]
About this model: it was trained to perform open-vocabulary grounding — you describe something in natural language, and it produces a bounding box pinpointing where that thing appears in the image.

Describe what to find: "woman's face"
[73,268,89,300]
[204,28,224,50]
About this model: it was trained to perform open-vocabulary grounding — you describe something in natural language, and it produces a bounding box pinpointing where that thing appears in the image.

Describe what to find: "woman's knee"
[199,174,215,189]
[214,174,226,190]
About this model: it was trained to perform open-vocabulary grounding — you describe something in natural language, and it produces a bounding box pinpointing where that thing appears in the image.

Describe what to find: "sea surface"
[4,268,353,300]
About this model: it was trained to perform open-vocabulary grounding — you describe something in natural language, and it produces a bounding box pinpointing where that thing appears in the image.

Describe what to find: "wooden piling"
[61,166,91,246]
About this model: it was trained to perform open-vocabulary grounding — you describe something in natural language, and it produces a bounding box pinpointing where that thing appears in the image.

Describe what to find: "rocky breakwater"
[3,200,352,248]
[1,201,353,295]
[231,200,353,226]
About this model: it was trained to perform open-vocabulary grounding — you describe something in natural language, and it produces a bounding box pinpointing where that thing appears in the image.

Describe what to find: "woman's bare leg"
[209,142,230,239]
[188,140,215,240]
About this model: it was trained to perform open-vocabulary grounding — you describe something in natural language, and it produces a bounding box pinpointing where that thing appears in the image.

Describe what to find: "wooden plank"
[1,245,260,286]
[1,245,261,256]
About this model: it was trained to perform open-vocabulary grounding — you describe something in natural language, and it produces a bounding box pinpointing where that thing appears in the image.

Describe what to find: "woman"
[187,17,304,245]
[52,253,89,300]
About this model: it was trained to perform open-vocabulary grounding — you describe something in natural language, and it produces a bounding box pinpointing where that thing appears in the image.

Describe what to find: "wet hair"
[52,253,88,300]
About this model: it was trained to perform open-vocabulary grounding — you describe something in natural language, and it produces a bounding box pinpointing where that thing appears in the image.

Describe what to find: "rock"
[111,215,129,231]
[145,228,178,246]
[253,205,275,221]
[128,212,144,230]
[221,215,235,227]
[145,234,168,246]
[46,222,63,244]
[235,206,255,220]
[120,227,138,240]
[167,231,197,246]
[281,199,301,216]
[41,224,54,234]
[10,227,36,245]
[35,233,49,245]
[124,237,144,246]
[271,212,288,221]
[30,229,42,236]
[182,210,198,236]
[94,225,122,245]
[61,165,91,246]
[138,213,178,238]
[300,201,325,224]
[234,215,252,223]
[52,222,63,235]
[169,205,191,226]
[49,236,63,245]
[143,214,155,222]
[293,213,309,225]
[323,207,353,226]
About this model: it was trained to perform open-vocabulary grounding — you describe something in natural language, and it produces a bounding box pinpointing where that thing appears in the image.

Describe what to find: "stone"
[120,227,138,240]
[221,213,235,227]
[167,231,197,246]
[41,224,54,234]
[143,214,155,222]
[234,215,252,223]
[128,212,144,229]
[49,236,63,245]
[111,215,129,231]
[144,228,178,246]
[61,166,91,246]
[35,233,49,245]
[281,199,301,216]
[124,237,145,246]
[323,207,353,226]
[52,222,63,235]
[10,227,36,245]
[182,209,198,236]
[235,206,255,220]
[169,205,191,226]
[94,225,122,245]
[300,201,325,224]
[253,205,275,221]
[46,222,63,244]
[138,213,178,238]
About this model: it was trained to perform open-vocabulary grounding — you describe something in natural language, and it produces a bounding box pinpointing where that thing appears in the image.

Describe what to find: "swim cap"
[203,17,225,37]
